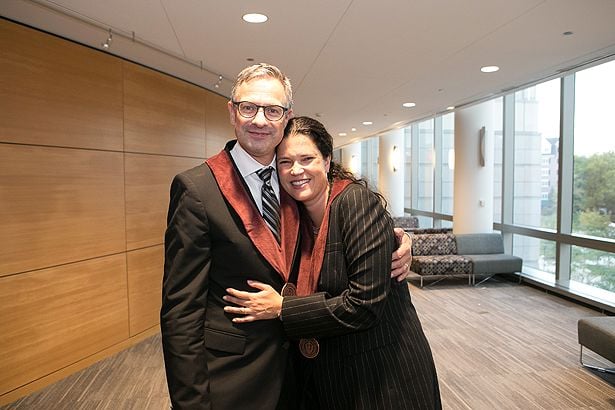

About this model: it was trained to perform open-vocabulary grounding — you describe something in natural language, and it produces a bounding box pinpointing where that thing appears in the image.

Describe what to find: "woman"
[224,117,441,409]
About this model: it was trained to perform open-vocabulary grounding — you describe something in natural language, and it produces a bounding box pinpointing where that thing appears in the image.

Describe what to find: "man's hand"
[391,227,412,282]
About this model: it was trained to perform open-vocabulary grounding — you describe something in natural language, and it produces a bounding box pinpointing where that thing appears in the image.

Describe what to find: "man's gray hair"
[231,63,293,108]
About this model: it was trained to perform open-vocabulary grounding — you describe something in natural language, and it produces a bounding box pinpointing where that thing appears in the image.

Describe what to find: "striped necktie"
[256,167,281,243]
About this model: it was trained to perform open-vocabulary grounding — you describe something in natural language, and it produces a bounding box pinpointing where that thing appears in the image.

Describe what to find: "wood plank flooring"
[2,279,614,409]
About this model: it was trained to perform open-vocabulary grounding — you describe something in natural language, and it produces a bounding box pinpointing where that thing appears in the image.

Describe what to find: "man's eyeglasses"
[232,101,289,121]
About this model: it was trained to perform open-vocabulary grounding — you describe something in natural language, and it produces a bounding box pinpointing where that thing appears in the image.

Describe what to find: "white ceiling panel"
[1,0,614,147]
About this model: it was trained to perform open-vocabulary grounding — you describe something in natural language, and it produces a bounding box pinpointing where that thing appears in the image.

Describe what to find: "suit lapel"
[206,147,299,281]
[297,179,352,296]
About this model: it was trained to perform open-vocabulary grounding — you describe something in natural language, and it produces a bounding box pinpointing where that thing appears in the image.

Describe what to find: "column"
[453,100,495,233]
[341,142,361,178]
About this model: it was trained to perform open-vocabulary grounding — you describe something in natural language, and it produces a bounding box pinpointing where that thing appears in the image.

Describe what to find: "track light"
[101,29,112,49]
[214,75,223,89]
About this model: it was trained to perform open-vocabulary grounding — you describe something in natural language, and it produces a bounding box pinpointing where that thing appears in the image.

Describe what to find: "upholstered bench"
[409,232,523,287]
[410,233,472,287]
[578,316,615,374]
[456,233,523,285]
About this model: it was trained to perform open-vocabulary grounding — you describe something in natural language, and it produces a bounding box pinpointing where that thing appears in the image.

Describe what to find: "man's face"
[228,77,292,165]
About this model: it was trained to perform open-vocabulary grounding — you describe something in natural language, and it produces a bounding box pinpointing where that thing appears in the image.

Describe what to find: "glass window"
[493,97,504,223]
[417,119,434,212]
[571,246,615,294]
[361,137,379,188]
[513,79,560,230]
[404,127,412,210]
[441,113,454,215]
[572,60,615,241]
[513,234,556,280]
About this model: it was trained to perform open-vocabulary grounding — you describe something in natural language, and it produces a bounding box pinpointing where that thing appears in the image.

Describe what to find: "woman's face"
[276,133,331,206]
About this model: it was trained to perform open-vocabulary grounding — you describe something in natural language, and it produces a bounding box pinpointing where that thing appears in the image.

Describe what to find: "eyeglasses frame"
[232,101,289,121]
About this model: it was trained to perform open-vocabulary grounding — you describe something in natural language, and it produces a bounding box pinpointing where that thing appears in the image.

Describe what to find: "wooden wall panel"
[205,92,233,157]
[125,153,203,250]
[0,20,123,151]
[0,254,129,396]
[127,246,164,336]
[124,62,207,157]
[0,144,126,276]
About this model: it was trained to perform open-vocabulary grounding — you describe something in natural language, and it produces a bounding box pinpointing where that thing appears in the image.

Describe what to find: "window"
[440,113,454,215]
[572,60,615,241]
[417,119,434,212]
[513,234,556,280]
[493,97,504,223]
[404,127,412,210]
[361,137,379,188]
[571,246,615,294]
[513,79,560,230]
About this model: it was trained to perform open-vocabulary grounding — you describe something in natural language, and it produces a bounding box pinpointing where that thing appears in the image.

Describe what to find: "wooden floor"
[2,279,614,409]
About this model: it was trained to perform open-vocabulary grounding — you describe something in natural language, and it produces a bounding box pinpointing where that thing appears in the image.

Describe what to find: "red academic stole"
[206,150,299,281]
[296,179,353,296]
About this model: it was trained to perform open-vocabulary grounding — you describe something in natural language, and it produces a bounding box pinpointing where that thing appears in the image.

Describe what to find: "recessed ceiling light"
[563,31,573,36]
[402,102,416,108]
[481,65,500,73]
[243,13,268,23]
[338,132,347,137]
[351,128,357,132]
[447,106,455,110]
[362,121,373,126]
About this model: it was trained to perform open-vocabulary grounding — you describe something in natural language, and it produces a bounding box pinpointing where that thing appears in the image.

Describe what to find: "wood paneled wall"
[0,19,232,404]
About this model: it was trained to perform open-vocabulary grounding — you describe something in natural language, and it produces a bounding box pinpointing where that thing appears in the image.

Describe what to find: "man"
[161,63,411,410]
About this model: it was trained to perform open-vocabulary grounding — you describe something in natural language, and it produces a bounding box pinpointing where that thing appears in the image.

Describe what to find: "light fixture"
[362,121,373,126]
[447,106,455,110]
[243,13,268,23]
[351,128,357,132]
[563,31,573,36]
[480,65,499,73]
[402,102,416,108]
[338,132,347,137]
[101,29,112,49]
[214,75,223,89]
[391,145,401,172]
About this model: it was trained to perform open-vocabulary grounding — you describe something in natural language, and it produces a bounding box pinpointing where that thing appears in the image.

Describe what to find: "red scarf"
[296,179,353,295]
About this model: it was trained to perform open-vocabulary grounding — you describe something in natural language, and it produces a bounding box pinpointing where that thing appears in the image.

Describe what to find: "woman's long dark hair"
[282,116,388,208]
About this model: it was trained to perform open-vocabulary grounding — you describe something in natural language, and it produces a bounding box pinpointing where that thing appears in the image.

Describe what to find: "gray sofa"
[578,316,615,374]
[410,232,523,287]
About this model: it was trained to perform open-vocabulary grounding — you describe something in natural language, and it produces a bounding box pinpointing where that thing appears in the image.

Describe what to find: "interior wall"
[0,19,233,404]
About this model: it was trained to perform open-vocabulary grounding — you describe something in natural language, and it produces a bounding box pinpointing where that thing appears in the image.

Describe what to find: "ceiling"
[2,0,615,147]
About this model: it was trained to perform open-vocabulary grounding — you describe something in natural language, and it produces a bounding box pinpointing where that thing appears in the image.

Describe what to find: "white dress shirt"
[230,142,280,215]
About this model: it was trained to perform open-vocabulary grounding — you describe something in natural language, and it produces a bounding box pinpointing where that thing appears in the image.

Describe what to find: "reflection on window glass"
[417,120,434,212]
[361,137,379,188]
[513,80,560,230]
[573,60,615,241]
[513,234,556,277]
[570,246,615,293]
[404,127,412,210]
[441,113,454,215]
[416,216,433,229]
[493,97,504,223]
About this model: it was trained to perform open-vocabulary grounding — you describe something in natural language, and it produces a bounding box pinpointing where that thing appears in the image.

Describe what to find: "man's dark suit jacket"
[160,141,300,410]
[281,182,442,410]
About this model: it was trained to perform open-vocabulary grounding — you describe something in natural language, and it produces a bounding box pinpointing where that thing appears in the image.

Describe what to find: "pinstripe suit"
[282,182,441,410]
